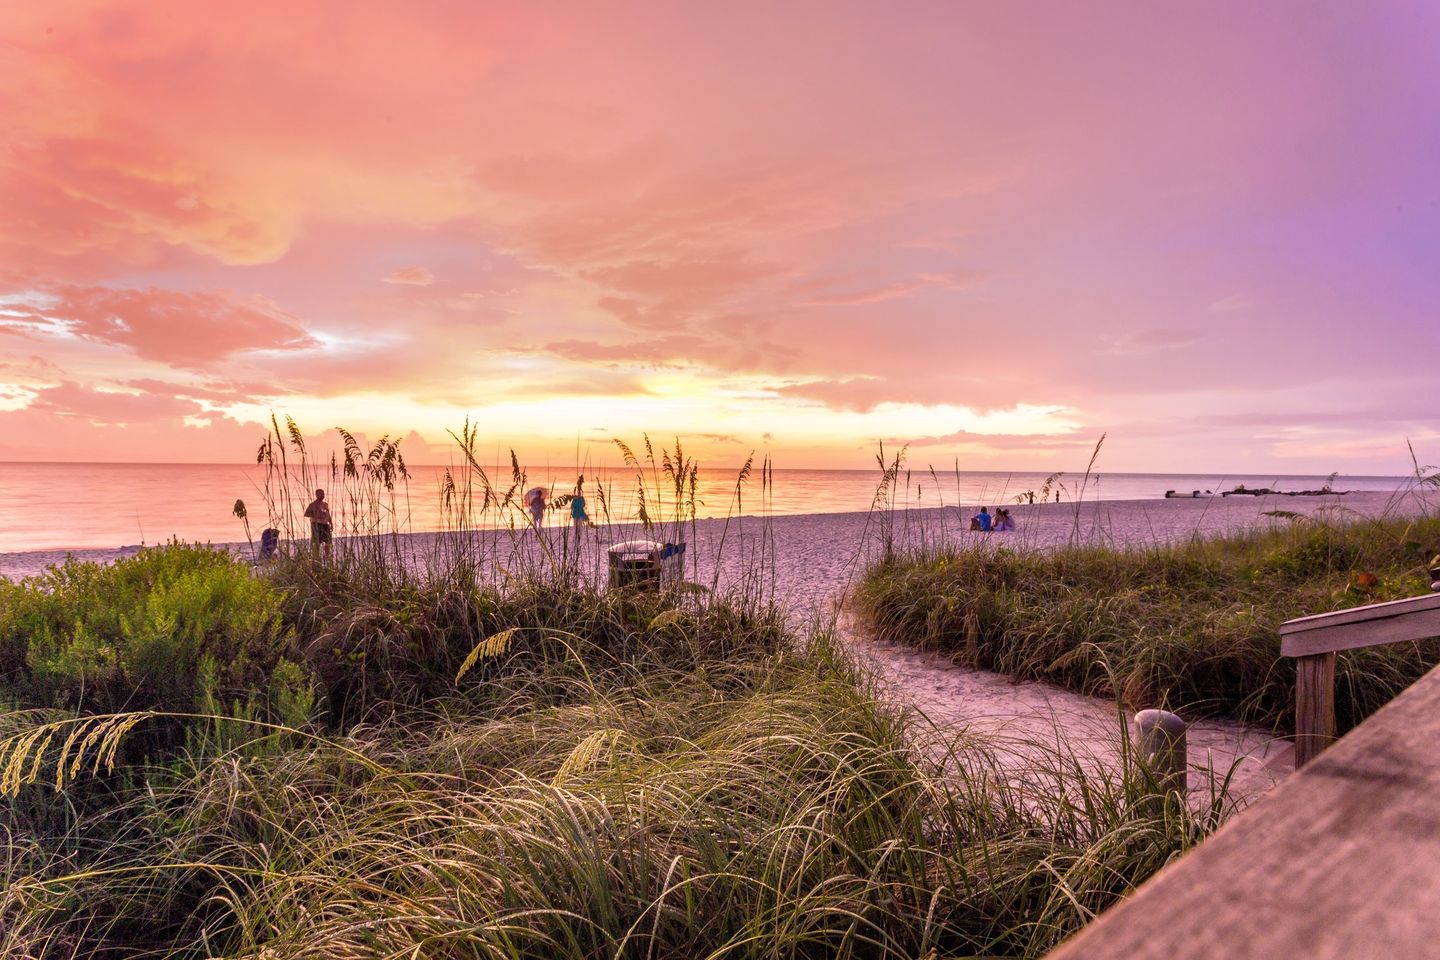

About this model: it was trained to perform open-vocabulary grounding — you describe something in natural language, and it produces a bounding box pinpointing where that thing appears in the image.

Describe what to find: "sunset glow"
[2,2,1437,471]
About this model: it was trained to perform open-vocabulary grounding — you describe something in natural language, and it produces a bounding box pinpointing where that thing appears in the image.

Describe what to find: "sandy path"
[840,615,1294,800]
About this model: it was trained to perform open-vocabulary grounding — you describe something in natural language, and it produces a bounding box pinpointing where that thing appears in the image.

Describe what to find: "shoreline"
[5,490,1434,603]
[1,487,1420,553]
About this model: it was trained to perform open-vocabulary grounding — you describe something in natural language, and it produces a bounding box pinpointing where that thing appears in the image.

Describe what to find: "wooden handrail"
[1279,592,1440,765]
[1044,662,1440,959]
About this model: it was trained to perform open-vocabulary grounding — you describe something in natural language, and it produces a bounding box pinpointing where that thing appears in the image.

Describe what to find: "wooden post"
[1133,709,1187,795]
[1294,651,1336,767]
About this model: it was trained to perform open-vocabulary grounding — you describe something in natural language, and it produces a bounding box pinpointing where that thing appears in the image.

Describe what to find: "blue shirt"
[975,511,992,531]
[571,495,587,520]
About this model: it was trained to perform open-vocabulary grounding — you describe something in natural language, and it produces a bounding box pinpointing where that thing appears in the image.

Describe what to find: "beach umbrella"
[524,486,548,508]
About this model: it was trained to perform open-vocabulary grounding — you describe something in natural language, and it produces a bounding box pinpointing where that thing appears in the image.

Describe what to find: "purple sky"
[1,1,1437,472]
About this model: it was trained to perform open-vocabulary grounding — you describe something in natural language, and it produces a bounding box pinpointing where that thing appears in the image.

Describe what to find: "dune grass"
[0,537,1232,958]
[855,511,1440,731]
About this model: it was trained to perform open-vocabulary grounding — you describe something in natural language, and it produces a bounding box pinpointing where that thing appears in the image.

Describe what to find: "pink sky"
[1,1,1437,472]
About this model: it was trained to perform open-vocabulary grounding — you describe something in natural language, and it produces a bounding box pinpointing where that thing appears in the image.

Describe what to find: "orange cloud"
[3,286,315,368]
[798,272,986,307]
[29,380,200,424]
[543,335,707,365]
[383,266,436,286]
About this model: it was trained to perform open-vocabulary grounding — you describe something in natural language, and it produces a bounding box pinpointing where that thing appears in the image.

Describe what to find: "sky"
[1,1,1438,473]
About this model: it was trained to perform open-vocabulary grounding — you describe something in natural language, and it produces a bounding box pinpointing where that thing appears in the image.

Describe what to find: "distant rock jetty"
[1164,484,1351,499]
[1219,484,1348,498]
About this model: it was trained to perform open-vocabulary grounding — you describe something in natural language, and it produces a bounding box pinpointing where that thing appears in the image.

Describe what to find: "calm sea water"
[0,462,1414,553]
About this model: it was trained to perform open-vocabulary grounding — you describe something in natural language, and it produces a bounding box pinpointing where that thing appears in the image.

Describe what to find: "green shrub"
[268,554,788,725]
[0,544,303,729]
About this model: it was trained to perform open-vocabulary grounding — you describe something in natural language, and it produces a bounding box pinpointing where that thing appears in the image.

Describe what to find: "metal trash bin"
[607,540,686,588]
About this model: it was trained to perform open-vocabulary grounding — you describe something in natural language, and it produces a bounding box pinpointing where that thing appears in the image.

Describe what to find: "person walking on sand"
[303,489,332,558]
[524,486,548,530]
[972,506,992,532]
[570,477,590,534]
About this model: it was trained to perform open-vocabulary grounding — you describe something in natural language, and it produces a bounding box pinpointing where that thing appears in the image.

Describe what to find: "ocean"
[0,461,1415,553]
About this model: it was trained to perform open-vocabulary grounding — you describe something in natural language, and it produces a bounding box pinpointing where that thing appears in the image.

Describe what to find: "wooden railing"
[1044,592,1440,958]
[1045,657,1440,959]
[1279,591,1440,765]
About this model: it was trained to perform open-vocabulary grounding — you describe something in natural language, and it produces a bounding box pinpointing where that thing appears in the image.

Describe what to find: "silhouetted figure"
[524,486,548,529]
[303,489,332,558]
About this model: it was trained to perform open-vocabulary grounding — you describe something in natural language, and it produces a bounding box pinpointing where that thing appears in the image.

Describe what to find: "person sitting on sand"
[973,506,992,532]
[258,527,281,561]
[303,489,332,557]
[570,477,590,533]
[994,508,1015,531]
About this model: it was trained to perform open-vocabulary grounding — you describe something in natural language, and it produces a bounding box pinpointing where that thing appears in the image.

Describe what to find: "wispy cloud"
[383,266,437,286]
[1097,328,1204,357]
[799,271,983,307]
[1,286,315,368]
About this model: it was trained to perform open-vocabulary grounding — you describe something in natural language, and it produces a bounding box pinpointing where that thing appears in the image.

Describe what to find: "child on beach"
[303,489,332,557]
[258,527,280,561]
[571,478,589,533]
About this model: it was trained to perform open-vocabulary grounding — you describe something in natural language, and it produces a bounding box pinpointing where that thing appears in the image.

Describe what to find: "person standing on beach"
[303,489,332,558]
[570,477,589,534]
[524,486,547,530]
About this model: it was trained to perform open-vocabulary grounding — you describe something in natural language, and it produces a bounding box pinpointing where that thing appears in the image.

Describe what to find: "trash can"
[607,540,686,588]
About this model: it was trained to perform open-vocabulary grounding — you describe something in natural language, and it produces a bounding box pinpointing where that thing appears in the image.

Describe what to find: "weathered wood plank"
[1293,652,1336,766]
[1284,592,1440,644]
[1044,663,1440,960]
[1281,592,1440,632]
[1279,606,1440,657]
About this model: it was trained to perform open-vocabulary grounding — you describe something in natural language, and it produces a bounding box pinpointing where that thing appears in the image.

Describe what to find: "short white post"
[1133,709,1188,795]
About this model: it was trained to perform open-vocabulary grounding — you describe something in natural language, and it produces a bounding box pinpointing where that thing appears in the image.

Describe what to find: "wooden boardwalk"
[1047,594,1440,959]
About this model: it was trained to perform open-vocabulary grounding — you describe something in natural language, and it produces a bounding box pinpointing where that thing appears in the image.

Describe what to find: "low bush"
[268,552,788,725]
[0,544,305,733]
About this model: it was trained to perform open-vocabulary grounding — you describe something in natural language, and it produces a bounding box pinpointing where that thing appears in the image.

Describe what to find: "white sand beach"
[6,489,1430,599]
